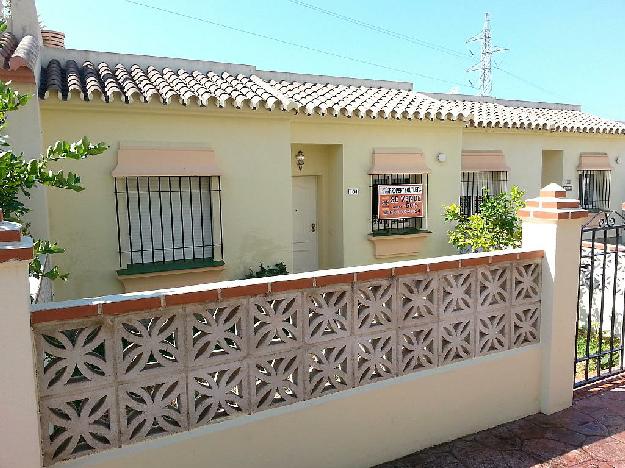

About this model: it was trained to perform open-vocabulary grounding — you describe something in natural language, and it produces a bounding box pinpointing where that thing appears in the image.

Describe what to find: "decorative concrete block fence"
[0,186,590,468]
[30,251,543,465]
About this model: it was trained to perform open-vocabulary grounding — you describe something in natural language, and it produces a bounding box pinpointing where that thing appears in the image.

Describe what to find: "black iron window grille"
[460,171,508,216]
[114,176,223,270]
[579,170,611,212]
[371,173,427,235]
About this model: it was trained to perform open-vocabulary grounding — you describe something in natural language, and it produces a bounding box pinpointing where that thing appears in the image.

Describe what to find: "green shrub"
[443,186,525,252]
[244,262,288,279]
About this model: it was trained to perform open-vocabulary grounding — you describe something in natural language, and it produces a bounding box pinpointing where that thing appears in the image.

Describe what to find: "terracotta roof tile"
[437,96,625,134]
[9,35,39,70]
[129,64,158,103]
[0,32,18,63]
[39,58,466,122]
[114,64,142,102]
[83,61,103,100]
[65,60,82,99]
[41,59,63,98]
[266,79,460,120]
[37,53,625,134]
[0,33,39,71]
[99,62,123,102]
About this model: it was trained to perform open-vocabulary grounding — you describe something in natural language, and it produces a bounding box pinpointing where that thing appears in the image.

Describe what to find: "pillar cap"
[0,211,33,262]
[518,184,588,221]
[539,183,568,198]
[0,218,23,242]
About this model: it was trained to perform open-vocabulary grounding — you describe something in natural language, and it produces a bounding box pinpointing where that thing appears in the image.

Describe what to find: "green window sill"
[117,259,225,276]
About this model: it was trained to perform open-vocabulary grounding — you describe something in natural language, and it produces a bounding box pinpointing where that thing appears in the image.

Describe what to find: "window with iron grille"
[114,176,223,272]
[460,171,508,216]
[579,170,611,211]
[371,173,427,235]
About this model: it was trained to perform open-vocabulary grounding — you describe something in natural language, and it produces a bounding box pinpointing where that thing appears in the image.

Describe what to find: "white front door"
[292,176,319,273]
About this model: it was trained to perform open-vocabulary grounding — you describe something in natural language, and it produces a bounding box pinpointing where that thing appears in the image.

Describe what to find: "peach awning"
[112,146,222,177]
[369,148,431,174]
[577,152,612,171]
[461,150,510,172]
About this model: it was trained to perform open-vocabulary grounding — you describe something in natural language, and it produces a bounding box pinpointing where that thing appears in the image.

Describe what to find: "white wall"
[0,258,42,468]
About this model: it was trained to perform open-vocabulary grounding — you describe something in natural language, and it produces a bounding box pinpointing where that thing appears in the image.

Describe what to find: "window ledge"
[369,229,431,238]
[117,259,225,279]
[367,232,431,259]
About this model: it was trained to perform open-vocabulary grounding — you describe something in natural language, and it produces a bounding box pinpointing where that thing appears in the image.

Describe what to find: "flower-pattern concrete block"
[31,254,542,465]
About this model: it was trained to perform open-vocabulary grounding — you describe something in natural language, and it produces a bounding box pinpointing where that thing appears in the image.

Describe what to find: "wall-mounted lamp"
[436,152,447,163]
[295,150,305,171]
[616,156,622,165]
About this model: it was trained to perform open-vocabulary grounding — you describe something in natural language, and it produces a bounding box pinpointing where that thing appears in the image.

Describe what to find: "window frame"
[370,173,428,236]
[578,170,611,212]
[114,175,224,274]
[459,170,509,217]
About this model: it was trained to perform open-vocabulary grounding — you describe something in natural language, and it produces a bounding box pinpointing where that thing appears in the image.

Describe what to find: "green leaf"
[443,186,525,253]
[243,262,289,279]
[0,79,107,283]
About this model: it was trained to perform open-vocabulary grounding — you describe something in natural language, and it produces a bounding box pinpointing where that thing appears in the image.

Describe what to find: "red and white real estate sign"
[377,184,424,219]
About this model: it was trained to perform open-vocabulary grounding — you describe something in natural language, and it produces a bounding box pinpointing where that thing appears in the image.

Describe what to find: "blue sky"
[36,0,625,120]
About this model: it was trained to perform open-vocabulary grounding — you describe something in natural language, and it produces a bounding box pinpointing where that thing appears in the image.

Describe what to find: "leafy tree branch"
[0,20,107,282]
[443,186,526,252]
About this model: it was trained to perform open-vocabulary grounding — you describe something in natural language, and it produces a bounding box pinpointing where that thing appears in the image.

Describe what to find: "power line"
[285,0,561,98]
[124,0,474,89]
[493,66,561,98]
[285,0,471,60]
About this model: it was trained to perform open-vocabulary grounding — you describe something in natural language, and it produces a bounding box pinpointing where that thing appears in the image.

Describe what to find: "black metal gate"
[575,210,625,387]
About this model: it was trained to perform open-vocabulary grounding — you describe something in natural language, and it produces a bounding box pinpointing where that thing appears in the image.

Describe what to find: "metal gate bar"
[575,210,625,387]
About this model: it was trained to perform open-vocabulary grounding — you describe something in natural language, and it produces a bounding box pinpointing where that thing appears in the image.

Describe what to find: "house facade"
[4,3,625,300]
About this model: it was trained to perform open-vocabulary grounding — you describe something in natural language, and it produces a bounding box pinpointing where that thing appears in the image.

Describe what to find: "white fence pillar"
[518,184,588,414]
[0,210,42,467]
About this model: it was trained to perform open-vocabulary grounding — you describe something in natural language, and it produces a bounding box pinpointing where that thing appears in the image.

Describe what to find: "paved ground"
[376,375,625,467]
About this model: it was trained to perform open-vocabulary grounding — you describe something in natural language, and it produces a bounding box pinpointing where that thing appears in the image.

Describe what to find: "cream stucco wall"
[463,129,625,205]
[291,119,464,268]
[39,99,625,300]
[8,83,49,240]
[0,257,42,468]
[40,101,466,299]
[42,103,294,299]
[60,345,541,468]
